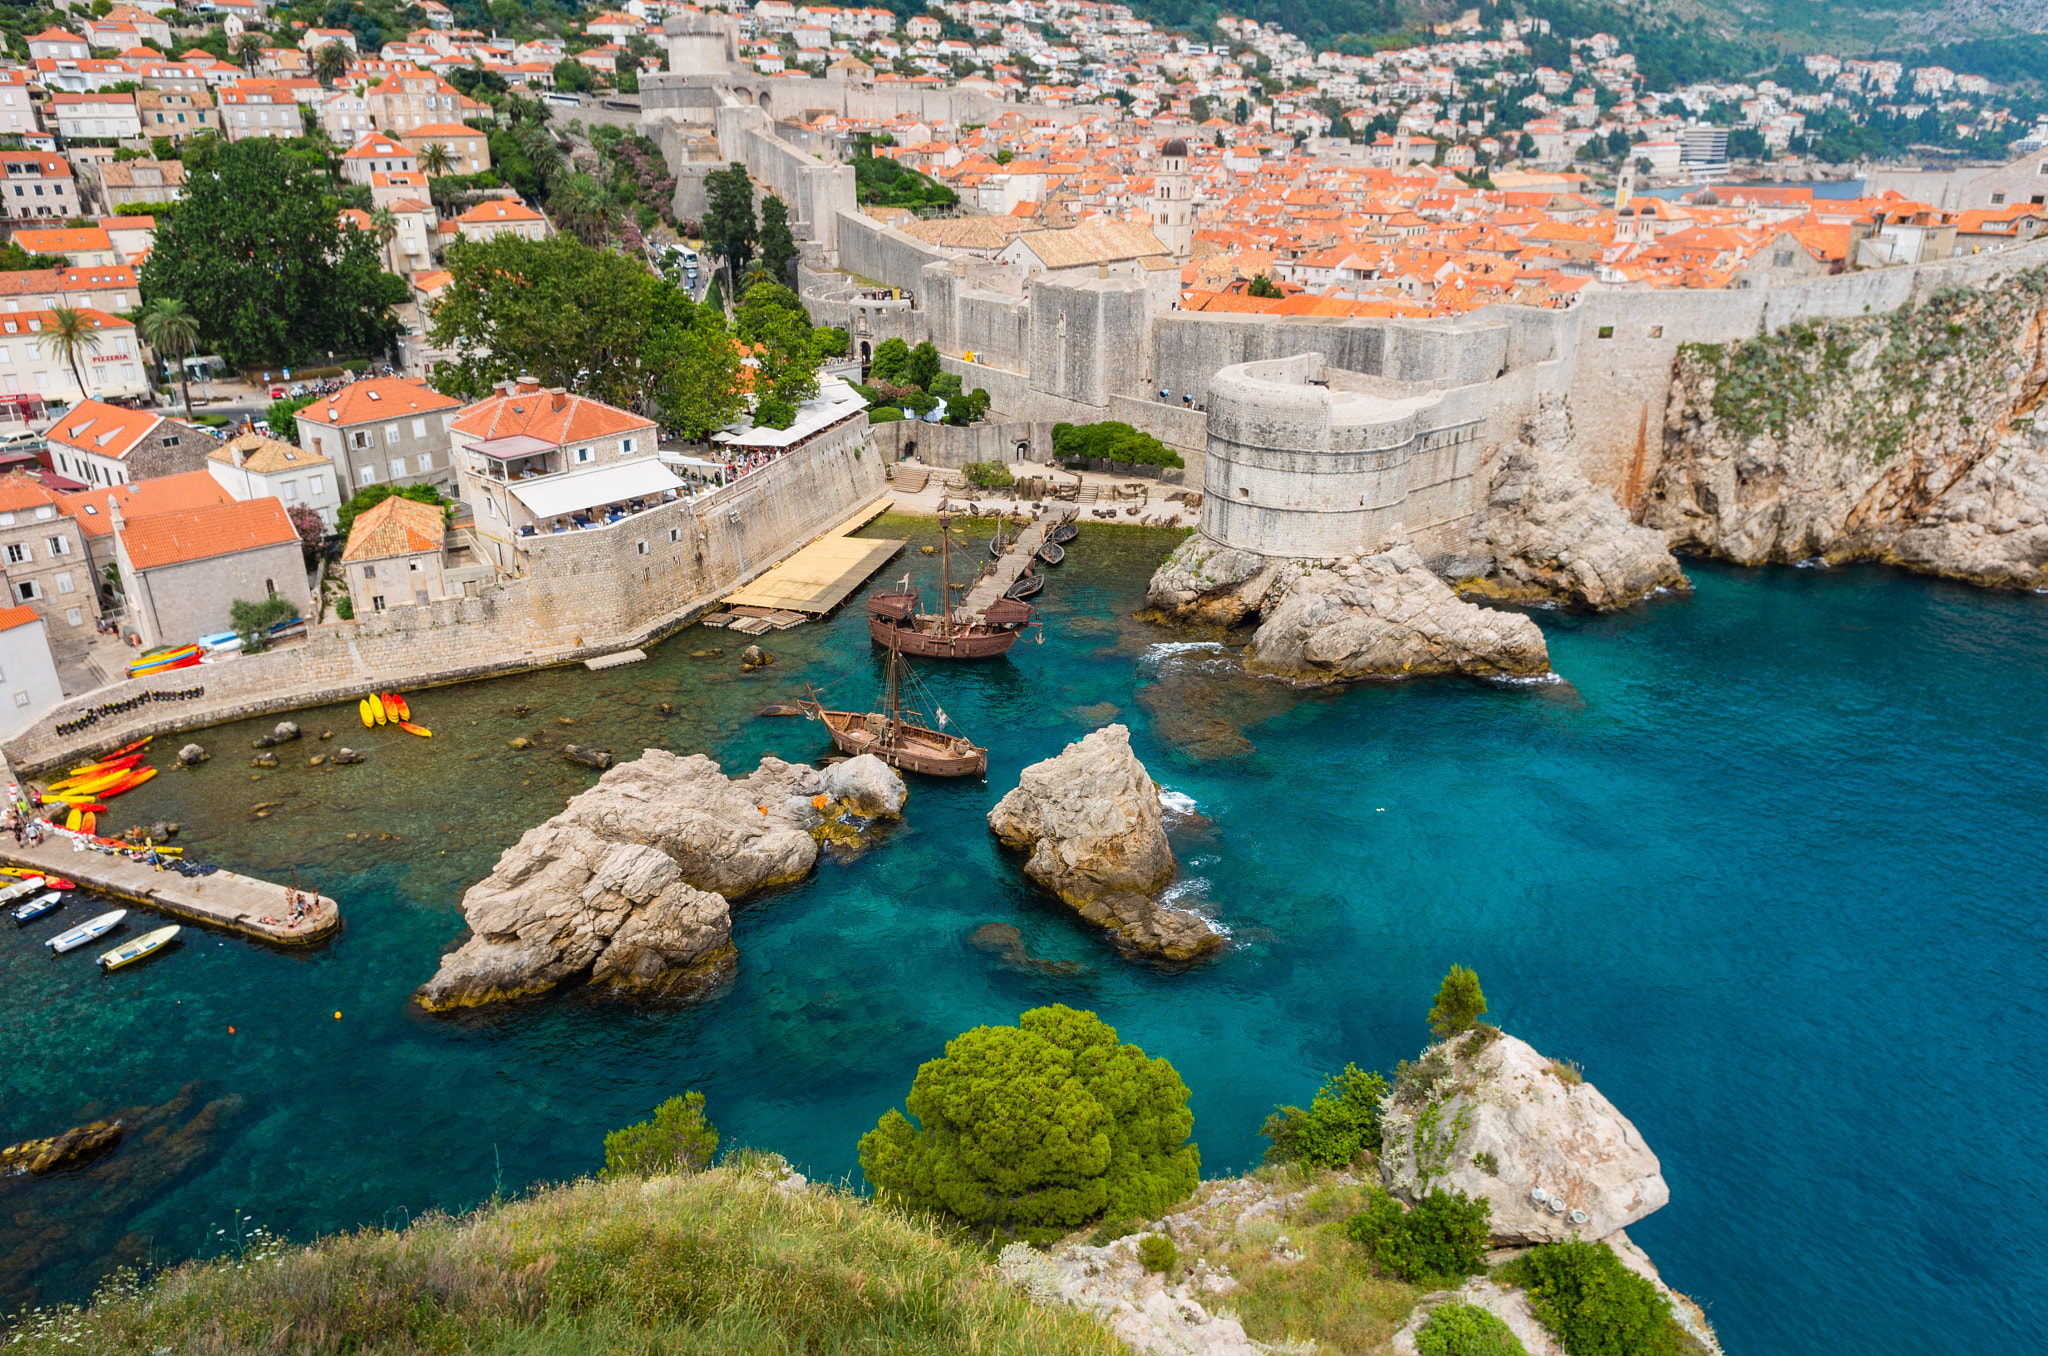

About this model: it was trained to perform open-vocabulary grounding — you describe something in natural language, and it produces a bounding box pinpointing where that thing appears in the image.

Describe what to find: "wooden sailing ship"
[866,513,1033,659]
[799,639,987,777]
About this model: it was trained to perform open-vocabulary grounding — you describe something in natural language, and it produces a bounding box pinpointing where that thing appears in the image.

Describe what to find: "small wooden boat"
[1051,522,1078,546]
[1006,571,1044,601]
[1037,541,1065,566]
[12,891,63,923]
[397,720,431,738]
[0,876,47,904]
[799,641,986,777]
[369,693,388,726]
[390,692,412,721]
[99,924,179,970]
[48,908,125,953]
[358,697,374,729]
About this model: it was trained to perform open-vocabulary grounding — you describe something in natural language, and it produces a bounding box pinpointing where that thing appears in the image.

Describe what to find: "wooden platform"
[585,648,647,671]
[958,506,1072,619]
[722,499,904,616]
[0,834,339,946]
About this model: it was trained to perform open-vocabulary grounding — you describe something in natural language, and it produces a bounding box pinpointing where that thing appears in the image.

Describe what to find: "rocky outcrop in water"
[418,751,903,1010]
[1143,537,1309,627]
[1247,542,1550,683]
[1645,264,2048,586]
[1465,399,1688,608]
[1379,1030,1667,1246]
[988,725,1222,961]
[1,1120,124,1175]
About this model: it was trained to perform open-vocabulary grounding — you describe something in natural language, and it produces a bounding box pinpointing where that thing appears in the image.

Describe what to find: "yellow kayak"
[370,693,387,726]
[64,806,81,830]
[359,696,374,729]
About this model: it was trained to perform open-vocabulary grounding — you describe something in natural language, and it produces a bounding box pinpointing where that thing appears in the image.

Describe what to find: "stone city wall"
[3,425,890,775]
[713,103,857,259]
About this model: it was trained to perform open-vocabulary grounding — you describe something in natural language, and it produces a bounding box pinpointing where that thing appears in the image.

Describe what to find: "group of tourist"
[6,808,44,847]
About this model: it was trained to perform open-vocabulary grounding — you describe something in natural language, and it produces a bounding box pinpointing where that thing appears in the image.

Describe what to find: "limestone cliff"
[1465,398,1689,608]
[1645,267,2048,586]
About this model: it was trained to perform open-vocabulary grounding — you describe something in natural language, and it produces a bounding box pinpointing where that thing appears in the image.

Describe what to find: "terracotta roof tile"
[46,400,161,460]
[308,377,461,428]
[58,468,234,539]
[449,385,650,445]
[0,603,42,633]
[342,494,445,561]
[118,497,298,571]
[208,434,330,473]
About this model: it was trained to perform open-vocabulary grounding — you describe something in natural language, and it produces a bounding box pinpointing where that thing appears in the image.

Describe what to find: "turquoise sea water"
[3,516,2044,1355]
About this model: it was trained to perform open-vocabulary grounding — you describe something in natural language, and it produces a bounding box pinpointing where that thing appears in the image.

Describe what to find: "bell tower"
[1150,137,1193,258]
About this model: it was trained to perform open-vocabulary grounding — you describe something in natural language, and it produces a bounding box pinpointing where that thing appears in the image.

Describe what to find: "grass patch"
[4,1170,1122,1356]
[1222,1222,1421,1355]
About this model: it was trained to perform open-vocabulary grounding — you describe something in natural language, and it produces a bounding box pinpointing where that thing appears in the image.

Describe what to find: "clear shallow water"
[3,518,2044,1356]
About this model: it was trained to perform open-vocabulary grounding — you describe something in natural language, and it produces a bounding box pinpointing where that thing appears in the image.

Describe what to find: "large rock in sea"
[1143,536,1304,626]
[1248,542,1550,683]
[1,1119,124,1174]
[1380,1030,1668,1246]
[1465,398,1688,609]
[987,725,1222,961]
[417,751,885,1011]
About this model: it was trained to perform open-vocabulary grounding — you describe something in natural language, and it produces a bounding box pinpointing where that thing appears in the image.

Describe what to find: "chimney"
[549,388,567,411]
[515,375,541,395]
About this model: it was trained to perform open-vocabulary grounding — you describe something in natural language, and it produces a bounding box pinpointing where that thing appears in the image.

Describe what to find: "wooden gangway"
[957,506,1071,620]
[722,498,902,615]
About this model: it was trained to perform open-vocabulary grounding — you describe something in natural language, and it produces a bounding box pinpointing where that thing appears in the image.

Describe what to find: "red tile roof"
[46,400,161,461]
[0,603,43,634]
[306,377,460,428]
[342,494,445,561]
[58,468,234,539]
[118,497,298,571]
[450,383,650,445]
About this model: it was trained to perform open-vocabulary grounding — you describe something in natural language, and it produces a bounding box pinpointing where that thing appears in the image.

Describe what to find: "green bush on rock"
[963,461,1015,489]
[1262,1062,1389,1168]
[858,1004,1198,1240]
[1497,1240,1684,1356]
[1416,1301,1528,1356]
[1429,965,1488,1040]
[1345,1187,1492,1287]
[1137,1234,1177,1274]
[602,1091,720,1178]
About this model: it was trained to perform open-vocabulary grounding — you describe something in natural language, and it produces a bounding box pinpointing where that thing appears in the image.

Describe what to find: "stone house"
[449,198,550,243]
[57,468,234,593]
[293,377,464,496]
[398,122,491,174]
[95,158,188,210]
[340,199,437,275]
[47,92,142,143]
[0,603,64,732]
[8,224,116,267]
[341,494,448,615]
[0,475,96,658]
[0,152,78,221]
[449,379,667,571]
[111,498,310,649]
[342,133,420,185]
[134,90,217,144]
[365,73,466,133]
[47,401,213,488]
[208,433,341,528]
[218,86,303,141]
[0,264,141,317]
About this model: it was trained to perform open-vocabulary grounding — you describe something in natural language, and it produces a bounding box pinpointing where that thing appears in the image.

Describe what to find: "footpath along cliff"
[1645,266,2048,585]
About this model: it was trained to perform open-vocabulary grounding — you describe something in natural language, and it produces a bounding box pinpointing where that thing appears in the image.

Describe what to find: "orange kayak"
[61,753,144,780]
[391,693,412,721]
[98,767,157,798]
[396,720,431,738]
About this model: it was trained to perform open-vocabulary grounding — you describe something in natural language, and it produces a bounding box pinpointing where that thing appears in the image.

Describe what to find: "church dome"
[1161,137,1188,159]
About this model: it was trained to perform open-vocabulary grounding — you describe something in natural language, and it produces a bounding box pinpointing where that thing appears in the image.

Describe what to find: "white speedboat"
[98,924,178,970]
[0,876,45,904]
[11,890,62,923]
[47,908,125,953]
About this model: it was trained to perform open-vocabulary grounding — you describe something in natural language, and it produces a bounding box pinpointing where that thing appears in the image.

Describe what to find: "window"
[415,452,432,474]
[636,540,648,555]
[1773,250,1795,267]
[575,446,592,463]
[359,465,377,486]
[53,571,71,594]
[352,430,373,449]
[621,437,635,453]
[363,564,376,579]
[409,559,422,572]
[669,527,681,543]
[309,474,324,496]
[411,418,427,438]
[44,535,65,554]
[280,479,298,501]
[14,579,38,600]
[4,542,26,563]
[10,691,25,709]
[372,594,385,611]
[389,458,406,480]
[65,607,80,626]
[385,424,401,445]
[1992,193,2006,204]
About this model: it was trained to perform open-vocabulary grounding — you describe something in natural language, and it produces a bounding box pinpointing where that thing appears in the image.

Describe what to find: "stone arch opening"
[860,340,871,361]
[758,90,772,109]
[1014,440,1031,461]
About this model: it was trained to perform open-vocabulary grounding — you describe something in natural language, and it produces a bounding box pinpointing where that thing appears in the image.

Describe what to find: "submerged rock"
[1380,1030,1667,1246]
[176,743,208,766]
[1248,542,1550,683]
[416,751,860,1011]
[1,1120,124,1175]
[330,748,364,765]
[821,753,907,818]
[1465,399,1687,609]
[563,744,615,770]
[987,725,1223,961]
[967,922,1087,976]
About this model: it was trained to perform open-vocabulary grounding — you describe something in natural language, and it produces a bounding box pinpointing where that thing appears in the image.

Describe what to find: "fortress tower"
[1150,137,1193,259]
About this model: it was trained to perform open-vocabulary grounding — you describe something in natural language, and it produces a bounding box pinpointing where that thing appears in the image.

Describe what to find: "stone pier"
[0,835,339,945]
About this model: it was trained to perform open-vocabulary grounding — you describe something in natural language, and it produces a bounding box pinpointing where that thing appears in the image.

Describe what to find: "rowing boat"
[11,891,62,923]
[0,876,46,903]
[98,924,179,970]
[47,909,124,954]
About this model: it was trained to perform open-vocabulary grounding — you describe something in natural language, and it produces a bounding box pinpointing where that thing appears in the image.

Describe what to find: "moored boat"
[866,515,1034,659]
[799,640,986,777]
[12,891,63,923]
[397,720,431,738]
[1051,522,1079,546]
[47,908,125,953]
[1006,570,1044,600]
[98,924,179,970]
[358,696,374,729]
[1037,541,1065,566]
[0,876,46,904]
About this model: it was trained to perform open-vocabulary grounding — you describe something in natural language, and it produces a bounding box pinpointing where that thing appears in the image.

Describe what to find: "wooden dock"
[0,835,339,946]
[958,506,1071,620]
[722,498,904,615]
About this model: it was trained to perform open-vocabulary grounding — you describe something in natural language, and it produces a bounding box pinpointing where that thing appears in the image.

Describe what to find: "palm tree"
[418,142,454,177]
[139,297,202,421]
[37,307,102,406]
[369,206,399,251]
[313,41,349,88]
[233,31,266,73]
[549,175,618,247]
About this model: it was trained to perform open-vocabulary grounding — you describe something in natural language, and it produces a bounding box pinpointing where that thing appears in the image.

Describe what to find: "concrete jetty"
[0,835,338,945]
[958,505,1072,619]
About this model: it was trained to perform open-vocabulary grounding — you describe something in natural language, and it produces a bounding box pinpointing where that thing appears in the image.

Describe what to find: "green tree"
[427,232,653,407]
[1429,965,1487,1040]
[1345,1187,1492,1286]
[228,592,301,652]
[336,482,450,541]
[139,296,203,420]
[140,139,403,368]
[858,1004,1198,1240]
[757,193,798,284]
[417,141,455,176]
[1246,273,1281,298]
[647,291,747,440]
[36,306,102,403]
[313,40,349,87]
[1416,1302,1527,1356]
[0,241,66,272]
[367,205,399,257]
[549,172,620,247]
[1261,1063,1389,1168]
[602,1092,720,1178]
[266,392,317,435]
[702,162,757,283]
[904,339,940,390]
[553,57,594,93]
[868,336,910,385]
[1498,1240,1683,1356]
[232,30,266,72]
[734,281,823,428]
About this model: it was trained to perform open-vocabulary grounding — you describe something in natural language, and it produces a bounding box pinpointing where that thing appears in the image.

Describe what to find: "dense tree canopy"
[757,194,799,284]
[859,1005,1198,1239]
[139,139,404,367]
[703,162,757,279]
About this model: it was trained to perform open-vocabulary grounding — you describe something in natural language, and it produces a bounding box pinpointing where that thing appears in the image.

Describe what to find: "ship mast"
[938,513,953,639]
[887,632,902,744]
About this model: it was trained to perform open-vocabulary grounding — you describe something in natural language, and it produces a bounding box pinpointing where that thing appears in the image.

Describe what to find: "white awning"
[508,457,684,520]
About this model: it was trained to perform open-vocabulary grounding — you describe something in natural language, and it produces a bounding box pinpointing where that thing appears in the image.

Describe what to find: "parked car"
[269,386,286,398]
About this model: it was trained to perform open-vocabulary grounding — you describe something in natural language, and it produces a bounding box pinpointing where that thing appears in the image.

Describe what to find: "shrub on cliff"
[1497,1240,1683,1356]
[602,1092,720,1177]
[1262,1062,1389,1168]
[1345,1187,1491,1286]
[858,1004,1198,1240]
[1416,1302,1527,1356]
[1429,965,1488,1039]
[963,461,1014,490]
